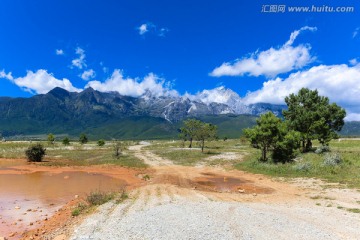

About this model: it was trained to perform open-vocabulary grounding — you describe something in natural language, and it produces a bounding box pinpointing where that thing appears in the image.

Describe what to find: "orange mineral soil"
[0,160,146,239]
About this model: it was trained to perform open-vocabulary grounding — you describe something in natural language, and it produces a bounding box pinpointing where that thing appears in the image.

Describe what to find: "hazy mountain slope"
[0,87,358,139]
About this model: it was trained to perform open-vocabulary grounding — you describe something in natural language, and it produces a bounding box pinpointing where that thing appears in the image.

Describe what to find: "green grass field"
[1,138,359,188]
[145,138,360,188]
[0,140,147,168]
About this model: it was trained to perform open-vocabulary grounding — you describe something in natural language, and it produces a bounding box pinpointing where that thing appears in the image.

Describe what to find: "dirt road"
[67,144,360,240]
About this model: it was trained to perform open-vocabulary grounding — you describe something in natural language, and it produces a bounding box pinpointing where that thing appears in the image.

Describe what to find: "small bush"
[25,144,46,162]
[113,141,123,158]
[116,190,129,204]
[97,139,105,146]
[62,137,70,146]
[79,133,88,144]
[71,202,87,216]
[87,191,115,206]
[47,133,55,145]
[142,174,151,181]
[323,153,341,166]
[293,162,312,172]
[315,145,330,154]
[71,208,80,216]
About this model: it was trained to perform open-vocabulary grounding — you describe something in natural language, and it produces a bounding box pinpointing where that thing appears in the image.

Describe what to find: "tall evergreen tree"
[283,88,346,152]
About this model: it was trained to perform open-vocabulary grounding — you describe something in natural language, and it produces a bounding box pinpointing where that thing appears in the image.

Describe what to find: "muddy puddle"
[155,172,274,194]
[0,171,127,238]
[193,174,273,194]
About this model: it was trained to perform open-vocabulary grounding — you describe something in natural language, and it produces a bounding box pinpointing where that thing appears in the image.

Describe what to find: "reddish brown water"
[193,173,274,194]
[0,171,126,237]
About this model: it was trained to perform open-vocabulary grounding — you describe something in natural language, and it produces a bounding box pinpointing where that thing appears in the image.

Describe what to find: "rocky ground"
[67,144,360,240]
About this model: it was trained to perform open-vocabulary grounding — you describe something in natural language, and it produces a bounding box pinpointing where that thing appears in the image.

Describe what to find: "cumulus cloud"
[0,69,81,94]
[210,26,317,78]
[80,69,96,81]
[55,49,64,55]
[138,23,149,35]
[346,113,360,121]
[71,47,86,69]
[243,63,360,118]
[86,69,178,97]
[137,22,169,37]
[0,70,14,80]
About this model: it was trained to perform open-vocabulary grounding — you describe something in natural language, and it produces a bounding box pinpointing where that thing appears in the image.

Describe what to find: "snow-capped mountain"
[137,86,286,122]
[0,86,287,128]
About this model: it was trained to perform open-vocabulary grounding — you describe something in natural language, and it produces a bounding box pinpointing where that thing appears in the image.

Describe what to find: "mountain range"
[0,87,358,139]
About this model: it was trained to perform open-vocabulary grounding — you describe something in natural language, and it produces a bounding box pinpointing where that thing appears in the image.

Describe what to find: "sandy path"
[68,144,360,240]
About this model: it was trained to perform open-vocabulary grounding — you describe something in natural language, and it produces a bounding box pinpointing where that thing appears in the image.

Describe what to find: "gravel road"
[70,184,360,240]
[68,144,360,240]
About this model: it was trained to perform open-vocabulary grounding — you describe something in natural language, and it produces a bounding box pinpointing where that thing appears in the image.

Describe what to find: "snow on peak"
[194,86,241,105]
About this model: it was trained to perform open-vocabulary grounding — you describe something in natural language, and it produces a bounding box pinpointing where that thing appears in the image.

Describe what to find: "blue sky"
[1,0,360,119]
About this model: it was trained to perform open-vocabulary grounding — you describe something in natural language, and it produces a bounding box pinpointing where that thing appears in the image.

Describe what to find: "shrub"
[293,162,312,172]
[116,189,129,204]
[25,144,46,162]
[79,133,88,144]
[323,153,341,166]
[113,141,122,158]
[315,145,330,154]
[71,208,80,216]
[86,191,115,206]
[71,202,87,216]
[47,133,55,145]
[97,139,105,146]
[62,137,70,146]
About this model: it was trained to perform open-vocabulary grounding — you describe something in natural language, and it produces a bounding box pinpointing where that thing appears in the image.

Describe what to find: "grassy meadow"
[0,140,147,168]
[1,137,359,188]
[145,138,360,188]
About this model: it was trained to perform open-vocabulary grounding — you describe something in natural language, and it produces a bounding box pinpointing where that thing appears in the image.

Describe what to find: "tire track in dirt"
[69,144,360,240]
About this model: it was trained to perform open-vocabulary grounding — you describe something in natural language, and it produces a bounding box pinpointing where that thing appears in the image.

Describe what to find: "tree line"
[179,119,217,152]
[244,88,346,163]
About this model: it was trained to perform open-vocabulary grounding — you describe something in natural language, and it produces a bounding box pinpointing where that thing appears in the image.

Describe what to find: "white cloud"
[0,70,14,80]
[345,113,360,121]
[210,26,317,78]
[285,26,317,46]
[137,22,168,37]
[86,70,178,97]
[100,62,109,73]
[55,49,64,55]
[158,28,169,37]
[353,27,359,38]
[138,24,149,35]
[0,69,81,94]
[80,69,96,81]
[349,58,358,65]
[243,63,360,118]
[71,47,86,69]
